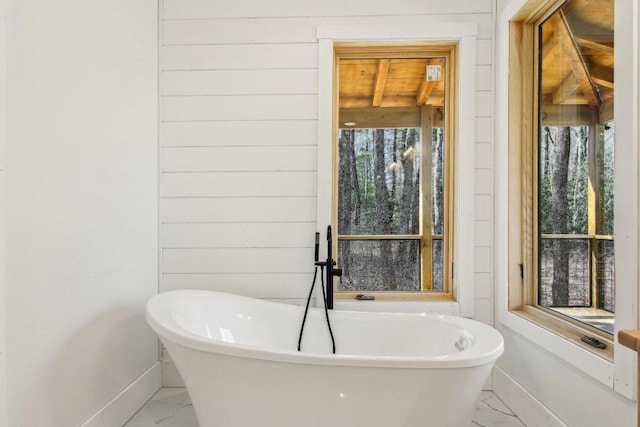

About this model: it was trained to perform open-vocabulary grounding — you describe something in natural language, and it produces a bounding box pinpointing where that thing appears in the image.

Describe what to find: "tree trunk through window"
[400,129,420,271]
[338,129,359,278]
[373,129,396,290]
[551,126,571,306]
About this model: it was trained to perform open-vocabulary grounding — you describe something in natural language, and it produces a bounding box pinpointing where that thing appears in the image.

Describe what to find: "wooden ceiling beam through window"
[589,65,614,89]
[372,59,390,107]
[541,36,561,71]
[338,106,444,129]
[576,37,614,55]
[416,58,444,106]
[549,12,600,106]
[551,73,581,105]
[338,55,448,110]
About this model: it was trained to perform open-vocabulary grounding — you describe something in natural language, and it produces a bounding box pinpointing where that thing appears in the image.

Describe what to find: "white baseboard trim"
[493,365,567,427]
[81,362,161,427]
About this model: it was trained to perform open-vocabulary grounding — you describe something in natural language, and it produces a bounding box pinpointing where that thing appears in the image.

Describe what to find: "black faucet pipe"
[324,225,342,310]
[326,225,334,309]
[299,230,336,354]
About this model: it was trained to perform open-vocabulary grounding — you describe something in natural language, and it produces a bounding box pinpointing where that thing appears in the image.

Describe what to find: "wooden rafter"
[576,37,614,55]
[338,55,448,109]
[549,12,601,106]
[338,106,445,128]
[541,36,560,71]
[589,65,614,89]
[551,73,580,105]
[372,59,390,107]
[416,59,444,106]
[340,95,429,109]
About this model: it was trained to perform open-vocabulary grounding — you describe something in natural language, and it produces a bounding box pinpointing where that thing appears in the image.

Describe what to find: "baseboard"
[81,362,161,427]
[493,365,567,427]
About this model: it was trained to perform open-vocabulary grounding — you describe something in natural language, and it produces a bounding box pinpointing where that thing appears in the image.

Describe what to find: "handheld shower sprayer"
[314,232,320,263]
[297,227,339,354]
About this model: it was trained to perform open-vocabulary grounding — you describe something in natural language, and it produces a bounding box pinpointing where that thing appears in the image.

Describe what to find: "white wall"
[493,0,638,425]
[0,0,7,423]
[4,1,159,426]
[159,0,495,322]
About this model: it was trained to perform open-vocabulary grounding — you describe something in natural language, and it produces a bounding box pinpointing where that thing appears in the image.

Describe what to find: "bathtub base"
[165,342,492,427]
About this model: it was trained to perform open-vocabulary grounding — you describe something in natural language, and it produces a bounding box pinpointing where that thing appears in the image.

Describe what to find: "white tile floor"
[124,387,525,426]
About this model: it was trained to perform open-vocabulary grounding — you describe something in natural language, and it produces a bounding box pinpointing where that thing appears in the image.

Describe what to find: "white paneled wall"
[5,1,159,424]
[0,0,6,422]
[160,0,494,315]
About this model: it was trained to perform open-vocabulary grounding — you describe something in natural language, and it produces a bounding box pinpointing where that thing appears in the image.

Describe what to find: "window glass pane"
[536,0,615,332]
[539,126,589,235]
[597,240,615,312]
[602,123,615,236]
[432,239,444,292]
[336,52,452,294]
[337,128,421,236]
[539,239,590,307]
[432,128,445,235]
[337,240,420,291]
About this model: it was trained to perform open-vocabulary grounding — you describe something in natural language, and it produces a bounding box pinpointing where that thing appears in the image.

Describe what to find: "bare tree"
[373,129,396,290]
[551,127,571,306]
[337,129,359,282]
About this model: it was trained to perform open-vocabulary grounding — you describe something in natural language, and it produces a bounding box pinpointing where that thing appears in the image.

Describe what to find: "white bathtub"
[145,290,504,427]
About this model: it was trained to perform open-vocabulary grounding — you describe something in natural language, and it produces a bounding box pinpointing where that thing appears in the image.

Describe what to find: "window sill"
[334,296,461,315]
[515,306,613,361]
[337,291,453,302]
[499,307,615,389]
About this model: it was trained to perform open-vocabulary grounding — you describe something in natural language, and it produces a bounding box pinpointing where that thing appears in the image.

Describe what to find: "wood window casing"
[333,43,457,301]
[508,0,615,359]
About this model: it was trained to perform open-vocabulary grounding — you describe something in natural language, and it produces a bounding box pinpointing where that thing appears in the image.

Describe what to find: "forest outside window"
[512,0,615,343]
[334,44,455,299]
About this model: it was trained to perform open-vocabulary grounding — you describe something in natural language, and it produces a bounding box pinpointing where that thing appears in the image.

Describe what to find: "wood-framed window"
[333,43,456,300]
[509,0,615,356]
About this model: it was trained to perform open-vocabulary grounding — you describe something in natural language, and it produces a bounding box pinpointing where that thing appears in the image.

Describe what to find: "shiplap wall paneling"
[164,248,314,274]
[162,197,316,223]
[162,69,318,96]
[162,44,319,71]
[162,120,317,147]
[162,121,317,147]
[161,0,493,19]
[162,273,314,299]
[163,223,315,248]
[159,0,495,319]
[163,146,316,172]
[162,15,493,45]
[163,171,316,198]
[163,94,317,122]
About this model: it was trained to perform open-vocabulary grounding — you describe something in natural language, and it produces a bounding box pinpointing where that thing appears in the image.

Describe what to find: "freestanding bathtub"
[145,290,504,427]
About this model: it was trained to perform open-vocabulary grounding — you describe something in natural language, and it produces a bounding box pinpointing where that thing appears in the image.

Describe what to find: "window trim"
[316,23,477,315]
[496,0,637,399]
[333,45,455,297]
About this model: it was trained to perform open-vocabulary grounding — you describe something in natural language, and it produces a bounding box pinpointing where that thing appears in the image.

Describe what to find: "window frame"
[316,23,477,315]
[499,0,637,399]
[508,0,616,359]
[333,44,456,300]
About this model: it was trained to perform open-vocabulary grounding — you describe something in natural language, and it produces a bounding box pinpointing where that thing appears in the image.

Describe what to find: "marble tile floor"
[124,387,525,426]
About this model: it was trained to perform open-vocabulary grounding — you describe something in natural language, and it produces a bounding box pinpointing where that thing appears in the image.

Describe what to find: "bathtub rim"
[146,290,504,369]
